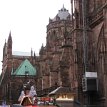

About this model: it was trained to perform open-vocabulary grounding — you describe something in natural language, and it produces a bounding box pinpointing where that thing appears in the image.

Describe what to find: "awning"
[48,86,72,96]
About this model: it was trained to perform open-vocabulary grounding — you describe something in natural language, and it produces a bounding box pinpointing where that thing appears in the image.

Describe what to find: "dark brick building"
[0,5,74,104]
[70,0,107,107]
[0,0,107,107]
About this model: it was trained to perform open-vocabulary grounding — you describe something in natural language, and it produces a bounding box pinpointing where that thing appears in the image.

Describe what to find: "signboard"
[85,72,97,78]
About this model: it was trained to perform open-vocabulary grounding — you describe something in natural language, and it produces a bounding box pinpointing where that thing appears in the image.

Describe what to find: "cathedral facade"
[0,0,107,107]
[0,5,74,104]
[70,0,107,107]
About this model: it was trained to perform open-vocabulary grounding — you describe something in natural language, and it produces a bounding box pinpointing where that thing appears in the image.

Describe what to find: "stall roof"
[48,86,72,95]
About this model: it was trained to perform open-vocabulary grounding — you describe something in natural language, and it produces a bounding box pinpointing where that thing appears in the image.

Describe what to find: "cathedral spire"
[8,31,12,48]
[63,4,65,10]
[31,48,33,57]
[7,31,12,58]
[34,52,36,58]
[8,31,12,42]
[39,43,44,55]
[9,31,11,36]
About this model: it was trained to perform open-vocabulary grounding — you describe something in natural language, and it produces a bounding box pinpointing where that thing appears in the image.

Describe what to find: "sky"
[0,0,71,73]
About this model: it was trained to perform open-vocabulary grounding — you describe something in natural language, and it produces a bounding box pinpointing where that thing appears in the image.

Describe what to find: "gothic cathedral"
[0,0,107,107]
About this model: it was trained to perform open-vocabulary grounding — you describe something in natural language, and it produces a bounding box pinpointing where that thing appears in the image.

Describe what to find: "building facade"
[71,0,107,107]
[0,5,74,104]
[0,0,107,107]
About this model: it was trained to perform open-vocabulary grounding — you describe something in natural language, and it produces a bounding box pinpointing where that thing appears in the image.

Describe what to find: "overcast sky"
[0,0,71,73]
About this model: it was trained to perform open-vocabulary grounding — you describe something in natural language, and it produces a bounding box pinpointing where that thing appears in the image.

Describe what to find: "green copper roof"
[12,59,36,76]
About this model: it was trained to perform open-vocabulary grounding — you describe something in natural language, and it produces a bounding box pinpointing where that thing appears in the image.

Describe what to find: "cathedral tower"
[46,5,73,87]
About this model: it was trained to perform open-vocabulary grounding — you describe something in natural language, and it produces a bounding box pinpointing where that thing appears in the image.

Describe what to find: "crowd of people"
[18,85,37,106]
[18,85,57,106]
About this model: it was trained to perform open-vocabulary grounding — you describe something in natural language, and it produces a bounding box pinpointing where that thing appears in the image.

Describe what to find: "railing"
[47,20,73,31]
